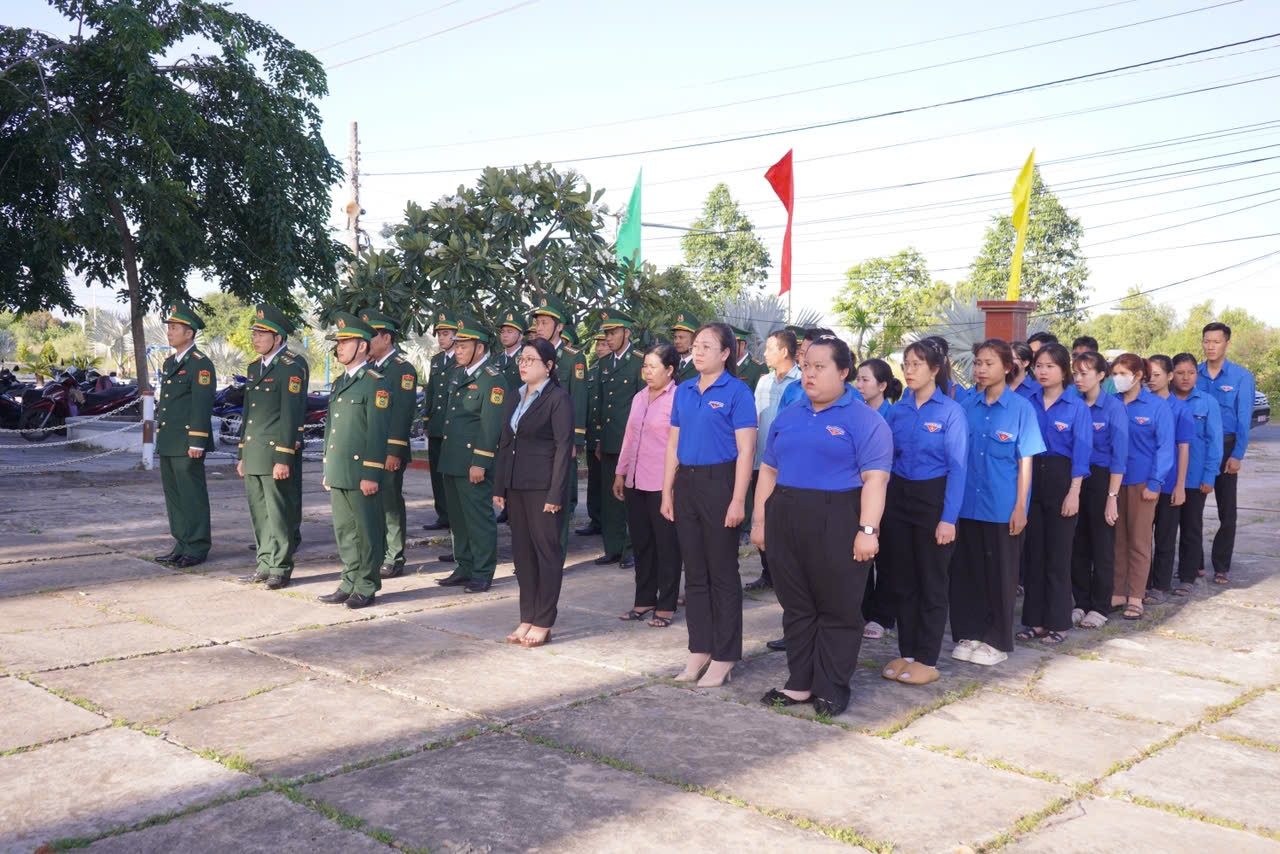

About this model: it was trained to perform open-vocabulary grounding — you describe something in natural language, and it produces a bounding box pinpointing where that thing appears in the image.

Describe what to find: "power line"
[325,1,539,71]
[363,34,1280,175]
[313,0,472,52]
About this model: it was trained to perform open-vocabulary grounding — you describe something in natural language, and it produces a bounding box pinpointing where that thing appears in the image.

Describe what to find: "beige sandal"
[882,658,909,680]
[897,661,940,685]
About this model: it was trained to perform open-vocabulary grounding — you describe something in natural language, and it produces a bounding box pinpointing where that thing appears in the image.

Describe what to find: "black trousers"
[881,476,953,666]
[1211,433,1238,575]
[1150,488,1208,589]
[625,487,681,611]
[585,450,602,525]
[767,486,870,709]
[749,470,773,585]
[1071,464,1115,614]
[427,435,449,527]
[951,519,1022,653]
[507,488,565,627]
[674,462,743,661]
[862,563,895,629]
[1023,455,1078,632]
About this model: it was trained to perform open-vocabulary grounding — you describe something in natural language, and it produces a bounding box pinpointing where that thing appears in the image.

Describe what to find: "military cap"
[671,311,699,333]
[453,315,492,344]
[593,329,607,341]
[359,308,399,334]
[432,309,459,332]
[497,306,526,331]
[325,311,374,342]
[251,304,294,337]
[562,325,580,346]
[525,316,538,334]
[730,325,752,343]
[531,293,570,324]
[599,309,635,331]
[164,304,205,331]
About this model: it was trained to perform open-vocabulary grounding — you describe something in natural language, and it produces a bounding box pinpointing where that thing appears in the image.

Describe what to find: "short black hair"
[767,329,797,360]
[1072,335,1099,352]
[1028,331,1058,346]
[803,327,835,342]
[1172,352,1197,369]
[1202,321,1232,340]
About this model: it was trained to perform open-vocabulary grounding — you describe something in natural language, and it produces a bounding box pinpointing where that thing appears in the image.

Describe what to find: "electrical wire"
[325,1,539,71]
[313,0,472,52]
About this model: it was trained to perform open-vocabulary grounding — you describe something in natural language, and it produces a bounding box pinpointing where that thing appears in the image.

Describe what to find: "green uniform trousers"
[289,456,304,558]
[601,452,632,559]
[427,436,450,527]
[330,486,384,596]
[160,454,211,560]
[246,473,295,578]
[382,463,408,568]
[585,451,602,526]
[443,471,497,582]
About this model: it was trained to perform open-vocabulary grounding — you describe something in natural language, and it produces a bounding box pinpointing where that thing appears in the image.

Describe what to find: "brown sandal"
[1213,573,1230,585]
[1122,605,1144,621]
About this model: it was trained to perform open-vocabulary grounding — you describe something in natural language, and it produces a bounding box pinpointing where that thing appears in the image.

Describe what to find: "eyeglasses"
[902,360,927,370]
[691,343,721,353]
[516,357,543,366]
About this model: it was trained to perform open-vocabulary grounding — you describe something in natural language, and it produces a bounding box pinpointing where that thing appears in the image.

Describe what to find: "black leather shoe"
[463,579,492,593]
[247,543,257,551]
[761,688,810,707]
[575,522,602,536]
[422,519,450,531]
[594,553,621,566]
[344,592,375,609]
[155,550,179,563]
[239,572,269,584]
[318,588,350,604]
[438,553,455,563]
[744,577,773,592]
[381,563,404,579]
[266,575,289,590]
[436,573,470,587]
[766,638,787,652]
[173,555,204,568]
[812,697,847,718]
[620,555,635,569]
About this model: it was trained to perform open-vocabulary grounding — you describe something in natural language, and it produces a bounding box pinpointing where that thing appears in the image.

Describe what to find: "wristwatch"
[858,525,879,536]
[1107,492,1119,498]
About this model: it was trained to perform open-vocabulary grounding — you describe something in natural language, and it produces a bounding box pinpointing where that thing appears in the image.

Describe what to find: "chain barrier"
[0,396,142,434]
[0,444,134,472]
[0,420,142,449]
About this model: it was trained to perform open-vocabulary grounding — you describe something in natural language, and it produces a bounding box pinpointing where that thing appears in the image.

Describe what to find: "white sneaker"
[968,643,1008,666]
[863,620,885,640]
[950,639,979,661]
[1071,608,1085,627]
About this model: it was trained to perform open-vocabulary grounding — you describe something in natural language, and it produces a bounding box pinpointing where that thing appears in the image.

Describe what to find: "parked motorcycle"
[214,375,248,447]
[19,375,140,442]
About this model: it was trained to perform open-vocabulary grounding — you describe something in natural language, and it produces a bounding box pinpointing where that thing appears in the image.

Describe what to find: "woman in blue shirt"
[1110,353,1174,620]
[1009,340,1041,402]
[662,323,757,687]
[1069,351,1128,629]
[853,357,903,641]
[1020,343,1092,645]
[951,339,1046,667]
[752,335,892,717]
[1169,352,1223,596]
[879,339,966,687]
[1146,354,1193,602]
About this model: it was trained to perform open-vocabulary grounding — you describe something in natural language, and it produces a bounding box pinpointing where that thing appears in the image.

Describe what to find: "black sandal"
[760,688,810,707]
[1041,631,1067,645]
[648,614,672,628]
[620,608,654,621]
[1016,627,1048,641]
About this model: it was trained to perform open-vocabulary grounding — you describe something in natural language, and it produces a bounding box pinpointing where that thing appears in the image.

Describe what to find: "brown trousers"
[1113,484,1158,606]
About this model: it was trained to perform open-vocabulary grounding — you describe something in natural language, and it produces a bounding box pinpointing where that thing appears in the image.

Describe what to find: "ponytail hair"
[976,338,1017,385]
[859,358,902,403]
[904,339,951,396]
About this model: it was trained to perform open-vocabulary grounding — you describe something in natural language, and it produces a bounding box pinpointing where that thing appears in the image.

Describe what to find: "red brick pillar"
[977,300,1038,343]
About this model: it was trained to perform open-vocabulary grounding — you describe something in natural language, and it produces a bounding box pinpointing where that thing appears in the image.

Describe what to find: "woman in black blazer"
[493,337,576,648]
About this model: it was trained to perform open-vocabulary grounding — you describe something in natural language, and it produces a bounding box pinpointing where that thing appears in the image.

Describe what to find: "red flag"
[764,149,794,296]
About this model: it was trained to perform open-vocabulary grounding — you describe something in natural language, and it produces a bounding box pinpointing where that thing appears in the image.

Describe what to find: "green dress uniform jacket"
[156,346,215,560]
[422,350,456,527]
[438,359,508,582]
[282,347,310,557]
[324,363,391,596]
[555,340,588,447]
[676,357,698,385]
[597,345,645,558]
[376,350,418,569]
[496,346,523,390]
[737,357,766,392]
[584,363,603,528]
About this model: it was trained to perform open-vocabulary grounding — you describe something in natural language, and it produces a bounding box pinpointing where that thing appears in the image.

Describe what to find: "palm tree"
[87,312,166,377]
[201,338,248,382]
[903,297,1050,388]
[717,293,824,357]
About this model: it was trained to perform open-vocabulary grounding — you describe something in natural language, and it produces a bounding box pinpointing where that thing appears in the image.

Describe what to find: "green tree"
[832,248,951,359]
[1,1,344,391]
[680,183,772,303]
[200,292,255,356]
[1090,287,1177,353]
[966,168,1089,337]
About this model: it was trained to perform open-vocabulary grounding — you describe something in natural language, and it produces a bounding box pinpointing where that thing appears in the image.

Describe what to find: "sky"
[16,0,1280,326]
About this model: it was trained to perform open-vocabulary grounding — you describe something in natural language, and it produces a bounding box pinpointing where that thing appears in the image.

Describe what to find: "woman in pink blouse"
[614,343,683,627]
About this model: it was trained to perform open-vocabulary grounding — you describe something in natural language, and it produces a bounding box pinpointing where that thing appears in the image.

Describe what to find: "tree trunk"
[106,197,151,393]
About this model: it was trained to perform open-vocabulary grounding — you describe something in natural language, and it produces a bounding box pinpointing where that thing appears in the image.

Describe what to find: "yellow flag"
[1007,149,1036,301]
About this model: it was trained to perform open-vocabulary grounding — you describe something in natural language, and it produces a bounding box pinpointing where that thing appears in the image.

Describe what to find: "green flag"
[616,169,642,266]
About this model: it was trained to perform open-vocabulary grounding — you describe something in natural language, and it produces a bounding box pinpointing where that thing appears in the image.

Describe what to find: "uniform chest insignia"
[178,370,186,375]
[401,374,414,390]
[1134,416,1149,425]
[198,370,211,386]
[825,425,846,436]
[263,377,274,383]
[490,387,504,405]
[467,383,479,390]
[1093,421,1107,431]
[1053,420,1070,432]
[996,431,1015,441]
[375,390,390,409]
[575,364,585,380]
[1220,385,1234,392]
[923,422,942,432]
[708,401,724,409]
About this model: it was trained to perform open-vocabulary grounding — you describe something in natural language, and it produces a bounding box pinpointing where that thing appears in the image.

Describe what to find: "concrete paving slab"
[1205,689,1280,746]
[0,618,203,674]
[0,592,119,633]
[0,554,170,598]
[1106,734,1280,833]
[241,618,461,680]
[1006,795,1280,853]
[522,684,1068,852]
[35,646,308,724]
[406,597,607,642]
[0,677,108,752]
[1090,633,1280,687]
[1157,602,1280,651]
[0,727,255,854]
[81,792,392,854]
[162,677,474,780]
[895,690,1176,783]
[0,530,115,566]
[1032,655,1243,726]
[300,732,860,854]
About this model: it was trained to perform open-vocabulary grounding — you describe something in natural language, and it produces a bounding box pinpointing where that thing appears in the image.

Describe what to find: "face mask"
[1112,374,1135,394]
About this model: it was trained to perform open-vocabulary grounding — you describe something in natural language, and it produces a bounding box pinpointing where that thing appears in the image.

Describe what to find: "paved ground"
[1,429,1278,853]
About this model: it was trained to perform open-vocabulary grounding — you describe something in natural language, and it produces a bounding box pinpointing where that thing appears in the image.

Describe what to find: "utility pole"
[343,121,361,281]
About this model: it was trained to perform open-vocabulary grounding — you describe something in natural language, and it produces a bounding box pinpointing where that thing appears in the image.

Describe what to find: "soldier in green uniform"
[238,305,307,589]
[434,317,508,594]
[595,310,645,568]
[731,325,766,391]
[671,311,700,384]
[579,329,608,537]
[155,305,216,568]
[421,310,459,533]
[282,339,310,559]
[317,313,390,609]
[531,295,587,551]
[362,309,418,579]
[494,306,525,390]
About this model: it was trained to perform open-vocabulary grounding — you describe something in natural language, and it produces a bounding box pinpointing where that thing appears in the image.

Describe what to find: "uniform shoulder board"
[280,355,295,365]
[393,355,406,365]
[366,368,384,380]
[484,365,501,377]
[753,358,765,367]
[630,349,642,359]
[190,350,203,360]
[563,344,580,355]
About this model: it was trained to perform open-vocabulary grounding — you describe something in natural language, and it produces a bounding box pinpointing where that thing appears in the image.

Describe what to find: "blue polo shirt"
[779,377,864,411]
[1158,394,1195,496]
[763,386,892,491]
[1013,375,1041,402]
[1029,387,1093,478]
[950,384,972,406]
[1174,387,1223,488]
[885,387,968,524]
[670,371,757,465]
[1197,359,1255,459]
[876,399,892,418]
[959,387,1046,523]
[1118,389,1175,492]
[1082,391,1128,474]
